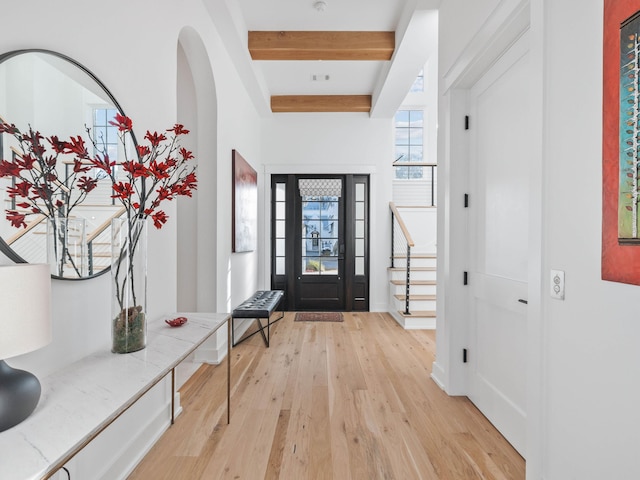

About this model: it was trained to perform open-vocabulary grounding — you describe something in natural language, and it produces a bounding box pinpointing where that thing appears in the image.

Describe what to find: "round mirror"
[0,49,131,279]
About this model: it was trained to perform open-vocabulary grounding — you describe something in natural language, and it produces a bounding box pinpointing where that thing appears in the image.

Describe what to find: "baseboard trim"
[431,361,446,391]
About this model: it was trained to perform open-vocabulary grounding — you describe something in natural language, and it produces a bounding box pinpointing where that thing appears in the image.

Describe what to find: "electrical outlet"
[550,269,565,300]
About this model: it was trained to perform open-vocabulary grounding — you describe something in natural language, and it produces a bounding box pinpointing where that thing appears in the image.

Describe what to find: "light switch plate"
[550,270,565,300]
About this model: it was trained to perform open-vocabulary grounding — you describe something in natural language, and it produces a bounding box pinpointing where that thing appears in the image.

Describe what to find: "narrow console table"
[0,312,231,480]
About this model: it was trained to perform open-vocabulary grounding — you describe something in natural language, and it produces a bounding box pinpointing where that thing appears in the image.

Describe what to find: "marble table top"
[0,312,230,480]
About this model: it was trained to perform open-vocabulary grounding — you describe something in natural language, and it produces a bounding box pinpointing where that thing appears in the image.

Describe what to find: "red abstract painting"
[603,0,640,284]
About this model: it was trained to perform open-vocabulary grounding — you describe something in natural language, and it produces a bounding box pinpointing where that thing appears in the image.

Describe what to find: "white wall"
[396,207,437,254]
[543,1,640,478]
[261,113,394,312]
[437,0,640,479]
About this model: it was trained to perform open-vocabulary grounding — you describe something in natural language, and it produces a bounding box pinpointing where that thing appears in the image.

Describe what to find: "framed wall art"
[603,0,640,284]
[232,150,258,253]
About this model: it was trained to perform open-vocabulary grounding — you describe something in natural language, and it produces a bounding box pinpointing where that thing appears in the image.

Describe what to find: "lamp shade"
[0,264,52,360]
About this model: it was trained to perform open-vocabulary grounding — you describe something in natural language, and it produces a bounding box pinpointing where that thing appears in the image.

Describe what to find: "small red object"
[165,316,188,327]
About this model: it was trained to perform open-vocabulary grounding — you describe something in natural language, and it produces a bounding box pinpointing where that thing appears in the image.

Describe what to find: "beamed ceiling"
[204,0,439,116]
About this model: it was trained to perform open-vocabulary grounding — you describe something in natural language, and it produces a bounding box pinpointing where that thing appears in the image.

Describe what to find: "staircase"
[388,254,437,329]
[388,202,437,329]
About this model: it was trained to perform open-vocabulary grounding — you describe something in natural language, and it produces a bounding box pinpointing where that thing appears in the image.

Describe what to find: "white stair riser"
[389,311,437,330]
[391,285,436,296]
[389,258,437,268]
[393,298,437,311]
[389,270,437,281]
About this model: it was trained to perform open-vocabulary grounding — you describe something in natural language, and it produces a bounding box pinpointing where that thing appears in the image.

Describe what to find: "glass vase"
[111,216,147,353]
[47,217,87,279]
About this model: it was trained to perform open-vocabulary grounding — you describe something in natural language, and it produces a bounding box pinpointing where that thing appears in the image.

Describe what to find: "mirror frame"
[0,48,135,280]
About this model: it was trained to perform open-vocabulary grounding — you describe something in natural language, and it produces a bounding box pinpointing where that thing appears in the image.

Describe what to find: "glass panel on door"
[299,178,341,277]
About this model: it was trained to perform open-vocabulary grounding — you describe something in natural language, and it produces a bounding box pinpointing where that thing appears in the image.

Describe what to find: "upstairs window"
[394,110,424,180]
[92,108,119,163]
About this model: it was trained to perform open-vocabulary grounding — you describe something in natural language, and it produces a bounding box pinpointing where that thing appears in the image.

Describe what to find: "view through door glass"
[301,181,340,276]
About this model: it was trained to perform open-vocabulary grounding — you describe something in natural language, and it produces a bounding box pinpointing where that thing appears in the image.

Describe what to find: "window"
[354,182,366,275]
[394,110,424,180]
[93,108,119,163]
[274,182,286,275]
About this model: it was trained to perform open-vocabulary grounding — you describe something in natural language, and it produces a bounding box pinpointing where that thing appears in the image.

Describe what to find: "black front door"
[271,174,369,312]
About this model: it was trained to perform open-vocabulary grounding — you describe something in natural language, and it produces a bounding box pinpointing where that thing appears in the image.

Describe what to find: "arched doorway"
[176,28,218,312]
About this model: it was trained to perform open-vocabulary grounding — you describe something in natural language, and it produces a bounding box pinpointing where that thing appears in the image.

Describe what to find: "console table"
[0,312,231,480]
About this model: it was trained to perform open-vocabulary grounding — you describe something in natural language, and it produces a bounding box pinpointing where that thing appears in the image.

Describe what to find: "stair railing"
[86,206,126,275]
[390,202,414,315]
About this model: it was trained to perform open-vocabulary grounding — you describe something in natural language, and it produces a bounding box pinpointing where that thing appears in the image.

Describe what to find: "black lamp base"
[0,359,42,432]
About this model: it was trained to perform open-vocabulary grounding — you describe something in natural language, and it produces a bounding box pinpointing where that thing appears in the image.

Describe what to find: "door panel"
[468,33,530,456]
[298,282,341,305]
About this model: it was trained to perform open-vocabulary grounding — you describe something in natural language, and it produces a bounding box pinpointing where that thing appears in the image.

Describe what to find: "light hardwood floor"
[129,312,524,479]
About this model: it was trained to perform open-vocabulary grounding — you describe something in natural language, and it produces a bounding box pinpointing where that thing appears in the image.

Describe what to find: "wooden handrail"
[86,206,126,244]
[389,202,415,247]
[5,214,46,245]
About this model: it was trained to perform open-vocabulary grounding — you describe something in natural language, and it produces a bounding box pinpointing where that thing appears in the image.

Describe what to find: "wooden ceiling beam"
[249,31,395,61]
[271,95,372,113]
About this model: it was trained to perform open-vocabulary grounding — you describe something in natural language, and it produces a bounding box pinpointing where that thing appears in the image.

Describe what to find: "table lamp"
[0,264,52,432]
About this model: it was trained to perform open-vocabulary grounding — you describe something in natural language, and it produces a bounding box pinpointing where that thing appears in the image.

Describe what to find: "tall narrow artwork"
[603,0,640,284]
[232,150,257,253]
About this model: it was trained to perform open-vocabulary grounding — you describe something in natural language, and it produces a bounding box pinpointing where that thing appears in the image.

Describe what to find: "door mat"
[294,312,344,322]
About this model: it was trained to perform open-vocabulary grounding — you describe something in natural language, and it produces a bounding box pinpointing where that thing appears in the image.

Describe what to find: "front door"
[467,33,531,456]
[271,174,369,311]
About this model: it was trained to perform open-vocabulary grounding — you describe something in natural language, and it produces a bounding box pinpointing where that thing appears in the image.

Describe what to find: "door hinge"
[464,115,470,130]
[463,348,468,363]
[463,271,468,285]
[464,193,469,208]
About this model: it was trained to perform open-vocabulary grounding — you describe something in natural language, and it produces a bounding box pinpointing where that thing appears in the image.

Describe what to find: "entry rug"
[294,312,344,322]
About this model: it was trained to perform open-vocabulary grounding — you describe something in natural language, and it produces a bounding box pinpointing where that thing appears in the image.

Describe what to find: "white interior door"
[468,33,531,457]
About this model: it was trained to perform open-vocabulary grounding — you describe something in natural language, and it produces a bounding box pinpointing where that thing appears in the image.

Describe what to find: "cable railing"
[86,206,125,275]
[390,202,415,315]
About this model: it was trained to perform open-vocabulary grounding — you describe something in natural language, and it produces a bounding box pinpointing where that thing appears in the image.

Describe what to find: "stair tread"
[394,294,436,301]
[397,310,436,318]
[390,279,436,285]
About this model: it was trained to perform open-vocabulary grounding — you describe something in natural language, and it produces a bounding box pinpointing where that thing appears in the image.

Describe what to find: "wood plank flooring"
[129,312,524,479]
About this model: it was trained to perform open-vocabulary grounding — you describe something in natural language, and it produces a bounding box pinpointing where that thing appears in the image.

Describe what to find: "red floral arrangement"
[0,113,197,230]
[88,112,197,228]
[90,113,198,353]
[0,121,99,228]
